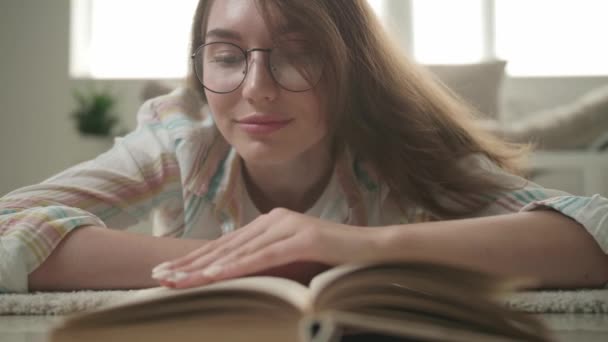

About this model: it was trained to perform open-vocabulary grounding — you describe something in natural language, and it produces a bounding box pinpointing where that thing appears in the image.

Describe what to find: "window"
[367,0,386,19]
[411,0,485,64]
[408,0,608,76]
[72,0,608,78]
[70,0,384,79]
[494,0,608,76]
[70,0,198,79]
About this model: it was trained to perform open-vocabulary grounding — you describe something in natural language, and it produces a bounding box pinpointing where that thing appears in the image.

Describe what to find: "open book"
[50,261,553,342]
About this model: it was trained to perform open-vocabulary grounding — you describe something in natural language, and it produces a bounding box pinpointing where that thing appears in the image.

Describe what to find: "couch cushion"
[425,60,507,120]
[485,83,608,150]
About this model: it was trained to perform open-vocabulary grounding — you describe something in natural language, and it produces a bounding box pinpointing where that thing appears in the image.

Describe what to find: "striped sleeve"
[467,155,608,255]
[0,97,187,293]
[518,193,608,254]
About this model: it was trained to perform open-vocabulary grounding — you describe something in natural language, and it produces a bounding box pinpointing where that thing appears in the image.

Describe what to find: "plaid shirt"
[1,88,606,292]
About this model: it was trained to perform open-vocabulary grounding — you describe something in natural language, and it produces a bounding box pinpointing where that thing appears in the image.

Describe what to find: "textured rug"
[1,288,607,316]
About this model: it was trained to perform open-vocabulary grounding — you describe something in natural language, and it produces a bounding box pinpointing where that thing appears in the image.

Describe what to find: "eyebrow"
[205,25,303,42]
[205,28,242,41]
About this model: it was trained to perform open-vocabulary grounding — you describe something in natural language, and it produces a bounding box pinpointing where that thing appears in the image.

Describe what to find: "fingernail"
[166,271,190,283]
[202,265,223,278]
[151,269,173,280]
[152,262,172,273]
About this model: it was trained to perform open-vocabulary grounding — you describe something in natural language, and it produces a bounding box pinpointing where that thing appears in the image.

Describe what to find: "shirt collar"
[184,134,380,230]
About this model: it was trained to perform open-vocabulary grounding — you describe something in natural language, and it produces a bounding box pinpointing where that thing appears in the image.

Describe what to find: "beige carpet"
[1,289,607,315]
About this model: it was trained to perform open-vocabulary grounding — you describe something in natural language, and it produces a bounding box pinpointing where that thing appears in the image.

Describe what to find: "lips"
[236,113,292,135]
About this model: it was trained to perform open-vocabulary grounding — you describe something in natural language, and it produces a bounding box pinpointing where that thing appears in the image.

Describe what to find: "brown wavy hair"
[186,0,528,219]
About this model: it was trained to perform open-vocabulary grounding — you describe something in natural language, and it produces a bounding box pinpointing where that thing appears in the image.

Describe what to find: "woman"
[1,0,607,293]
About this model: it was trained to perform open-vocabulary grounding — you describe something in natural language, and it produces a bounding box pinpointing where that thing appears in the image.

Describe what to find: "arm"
[1,91,201,292]
[28,226,207,291]
[375,210,608,288]
[154,209,608,290]
[374,154,608,288]
[0,129,182,292]
[150,155,608,289]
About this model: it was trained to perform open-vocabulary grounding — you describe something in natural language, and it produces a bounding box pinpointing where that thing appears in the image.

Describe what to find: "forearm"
[376,210,608,288]
[28,226,206,291]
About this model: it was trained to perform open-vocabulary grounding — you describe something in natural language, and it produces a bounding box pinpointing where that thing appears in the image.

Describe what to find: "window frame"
[71,0,606,79]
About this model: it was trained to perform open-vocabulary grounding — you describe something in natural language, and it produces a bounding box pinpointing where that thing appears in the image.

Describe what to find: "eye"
[201,43,246,67]
[210,52,245,65]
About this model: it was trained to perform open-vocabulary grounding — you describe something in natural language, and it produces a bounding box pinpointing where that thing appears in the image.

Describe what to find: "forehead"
[207,0,255,26]
[205,0,295,39]
[206,0,266,34]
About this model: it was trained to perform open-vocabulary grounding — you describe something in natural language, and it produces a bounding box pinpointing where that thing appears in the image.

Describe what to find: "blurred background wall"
[1,0,607,196]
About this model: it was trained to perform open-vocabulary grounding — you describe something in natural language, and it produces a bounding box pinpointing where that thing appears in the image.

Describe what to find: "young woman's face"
[202,0,330,166]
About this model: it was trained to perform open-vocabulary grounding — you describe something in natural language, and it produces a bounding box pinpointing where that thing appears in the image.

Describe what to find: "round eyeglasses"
[191,41,324,94]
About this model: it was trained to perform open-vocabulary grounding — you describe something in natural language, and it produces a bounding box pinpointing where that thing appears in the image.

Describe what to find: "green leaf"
[70,86,122,137]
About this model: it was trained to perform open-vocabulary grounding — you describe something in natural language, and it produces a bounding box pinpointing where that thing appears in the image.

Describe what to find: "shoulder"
[136,87,205,125]
[126,87,218,153]
[130,87,232,198]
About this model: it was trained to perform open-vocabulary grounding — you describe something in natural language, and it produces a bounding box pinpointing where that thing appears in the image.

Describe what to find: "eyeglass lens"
[193,42,323,93]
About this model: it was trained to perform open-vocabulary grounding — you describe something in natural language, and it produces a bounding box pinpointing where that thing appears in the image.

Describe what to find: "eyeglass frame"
[190,41,324,94]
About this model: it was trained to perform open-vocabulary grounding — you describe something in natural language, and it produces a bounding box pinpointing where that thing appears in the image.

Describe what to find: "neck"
[242,149,334,214]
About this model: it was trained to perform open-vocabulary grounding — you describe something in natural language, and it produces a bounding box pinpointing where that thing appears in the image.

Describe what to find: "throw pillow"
[425,60,507,120]
[483,84,608,150]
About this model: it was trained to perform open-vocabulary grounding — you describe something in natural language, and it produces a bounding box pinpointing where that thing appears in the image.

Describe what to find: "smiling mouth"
[236,118,293,135]
[235,113,293,135]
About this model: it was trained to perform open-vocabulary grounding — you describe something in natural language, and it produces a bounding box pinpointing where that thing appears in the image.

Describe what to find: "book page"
[308,263,370,298]
[306,261,549,341]
[309,261,531,305]
[319,311,532,342]
[62,276,312,327]
[53,311,300,342]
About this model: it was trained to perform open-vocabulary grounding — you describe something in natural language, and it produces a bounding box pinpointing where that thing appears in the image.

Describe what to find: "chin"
[237,141,299,165]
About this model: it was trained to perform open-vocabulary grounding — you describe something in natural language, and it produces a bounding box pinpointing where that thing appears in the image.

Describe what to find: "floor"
[1,314,608,341]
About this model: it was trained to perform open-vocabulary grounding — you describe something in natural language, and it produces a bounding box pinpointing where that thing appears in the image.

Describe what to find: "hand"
[151,208,382,288]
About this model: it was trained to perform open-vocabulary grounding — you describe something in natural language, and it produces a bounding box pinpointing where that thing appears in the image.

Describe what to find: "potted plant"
[71,87,121,137]
[70,86,124,162]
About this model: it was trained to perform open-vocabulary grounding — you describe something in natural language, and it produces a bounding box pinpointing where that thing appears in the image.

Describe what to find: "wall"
[1,0,607,197]
[0,0,170,196]
[1,0,73,196]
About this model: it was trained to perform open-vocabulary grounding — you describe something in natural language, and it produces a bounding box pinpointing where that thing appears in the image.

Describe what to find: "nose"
[241,51,279,103]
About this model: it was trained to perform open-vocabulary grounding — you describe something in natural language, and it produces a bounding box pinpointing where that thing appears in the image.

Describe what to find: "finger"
[153,227,249,272]
[206,216,326,274]
[192,228,295,272]
[163,213,279,271]
[157,278,179,289]
[173,218,293,274]
[205,236,307,282]
[154,238,224,271]
[155,217,291,284]
[167,235,303,289]
[170,219,273,273]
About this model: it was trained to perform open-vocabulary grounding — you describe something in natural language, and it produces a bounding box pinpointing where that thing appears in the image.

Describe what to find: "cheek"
[306,94,329,132]
[205,91,225,114]
[205,92,236,125]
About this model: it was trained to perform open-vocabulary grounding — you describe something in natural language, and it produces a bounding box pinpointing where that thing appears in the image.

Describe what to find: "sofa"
[425,60,608,196]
